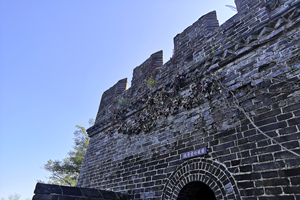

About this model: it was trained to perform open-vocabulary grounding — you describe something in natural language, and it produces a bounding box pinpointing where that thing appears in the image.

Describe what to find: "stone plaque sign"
[182,147,207,159]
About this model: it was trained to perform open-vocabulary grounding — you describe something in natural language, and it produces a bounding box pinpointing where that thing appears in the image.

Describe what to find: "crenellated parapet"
[173,11,219,64]
[79,0,300,199]
[89,0,300,135]
[234,0,266,13]
[95,78,128,123]
[130,50,163,97]
[235,0,294,14]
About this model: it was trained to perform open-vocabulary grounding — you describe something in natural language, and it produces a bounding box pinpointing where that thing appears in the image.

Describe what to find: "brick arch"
[162,158,240,200]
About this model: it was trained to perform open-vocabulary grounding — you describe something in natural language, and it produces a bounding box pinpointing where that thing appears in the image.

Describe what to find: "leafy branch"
[145,75,158,88]
[43,120,94,186]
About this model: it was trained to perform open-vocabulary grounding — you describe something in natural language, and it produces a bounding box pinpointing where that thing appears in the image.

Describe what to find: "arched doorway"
[177,181,216,200]
[162,158,240,200]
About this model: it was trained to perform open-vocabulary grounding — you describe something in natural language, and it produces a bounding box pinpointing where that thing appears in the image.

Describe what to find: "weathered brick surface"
[32,183,129,200]
[78,0,300,200]
[95,78,128,123]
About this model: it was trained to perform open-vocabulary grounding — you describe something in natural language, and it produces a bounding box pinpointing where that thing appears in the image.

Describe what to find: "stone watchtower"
[76,0,300,200]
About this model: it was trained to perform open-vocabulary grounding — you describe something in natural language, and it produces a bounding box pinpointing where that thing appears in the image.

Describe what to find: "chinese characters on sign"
[182,147,208,159]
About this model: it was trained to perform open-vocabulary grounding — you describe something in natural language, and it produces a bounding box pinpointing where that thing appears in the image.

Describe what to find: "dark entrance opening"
[177,181,216,200]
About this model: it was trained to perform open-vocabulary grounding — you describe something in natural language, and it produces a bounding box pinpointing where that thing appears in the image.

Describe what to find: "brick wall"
[78,0,300,199]
[32,183,129,200]
[95,78,128,123]
[173,11,219,64]
[130,51,163,98]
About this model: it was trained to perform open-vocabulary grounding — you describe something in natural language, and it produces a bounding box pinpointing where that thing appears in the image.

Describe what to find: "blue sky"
[0,0,235,199]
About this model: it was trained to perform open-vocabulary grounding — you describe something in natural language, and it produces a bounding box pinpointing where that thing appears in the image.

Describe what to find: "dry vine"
[212,75,300,157]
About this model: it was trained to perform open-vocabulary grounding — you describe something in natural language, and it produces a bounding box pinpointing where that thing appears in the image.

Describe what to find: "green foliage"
[290,66,297,73]
[211,46,215,54]
[145,75,158,88]
[43,119,94,186]
[118,97,128,108]
[0,194,28,200]
[225,36,232,43]
[117,191,129,200]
